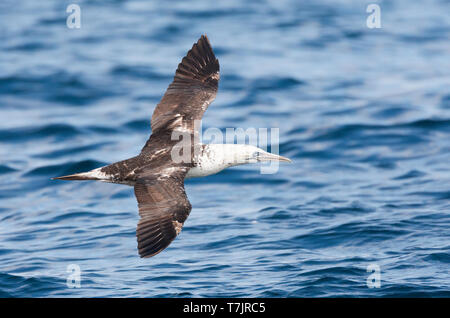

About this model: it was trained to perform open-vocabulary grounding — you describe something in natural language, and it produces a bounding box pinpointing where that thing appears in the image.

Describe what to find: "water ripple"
[0,0,449,297]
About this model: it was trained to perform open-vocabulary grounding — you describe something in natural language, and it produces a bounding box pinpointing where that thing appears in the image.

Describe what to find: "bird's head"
[216,144,291,166]
[242,145,291,164]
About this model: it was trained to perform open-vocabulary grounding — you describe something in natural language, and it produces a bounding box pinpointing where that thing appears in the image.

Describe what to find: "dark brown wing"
[131,35,218,257]
[134,167,191,258]
[143,34,219,153]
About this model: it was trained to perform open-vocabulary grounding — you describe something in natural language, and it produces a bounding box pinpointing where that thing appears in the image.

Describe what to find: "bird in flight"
[54,35,291,258]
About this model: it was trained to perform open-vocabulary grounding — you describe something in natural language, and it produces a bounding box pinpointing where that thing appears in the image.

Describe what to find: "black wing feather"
[134,169,191,258]
[147,35,220,145]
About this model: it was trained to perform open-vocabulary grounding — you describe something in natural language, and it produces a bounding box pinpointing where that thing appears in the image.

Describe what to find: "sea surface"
[0,0,449,297]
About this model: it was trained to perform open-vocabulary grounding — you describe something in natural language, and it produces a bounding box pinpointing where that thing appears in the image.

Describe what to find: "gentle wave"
[0,0,449,297]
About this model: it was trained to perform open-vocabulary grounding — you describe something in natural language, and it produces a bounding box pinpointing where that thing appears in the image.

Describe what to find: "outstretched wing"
[132,35,219,257]
[133,167,191,258]
[142,35,220,153]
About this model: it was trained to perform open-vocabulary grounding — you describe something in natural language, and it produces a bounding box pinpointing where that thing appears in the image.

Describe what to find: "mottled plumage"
[54,35,290,258]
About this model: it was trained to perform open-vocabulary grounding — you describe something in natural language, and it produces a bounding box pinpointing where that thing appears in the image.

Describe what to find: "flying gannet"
[54,35,291,258]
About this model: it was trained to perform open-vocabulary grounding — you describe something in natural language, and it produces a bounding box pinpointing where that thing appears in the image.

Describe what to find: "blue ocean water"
[0,0,449,297]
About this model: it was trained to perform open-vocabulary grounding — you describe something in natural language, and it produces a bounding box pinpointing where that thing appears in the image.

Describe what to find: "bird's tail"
[52,167,109,181]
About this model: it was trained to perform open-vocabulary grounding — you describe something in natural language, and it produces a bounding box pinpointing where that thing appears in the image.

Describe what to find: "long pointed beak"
[258,153,292,163]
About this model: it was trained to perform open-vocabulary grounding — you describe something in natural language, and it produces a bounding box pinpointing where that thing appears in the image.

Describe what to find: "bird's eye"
[252,152,259,158]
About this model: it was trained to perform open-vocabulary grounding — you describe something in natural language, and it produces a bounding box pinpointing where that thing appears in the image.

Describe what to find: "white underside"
[185,144,257,178]
[185,165,225,178]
